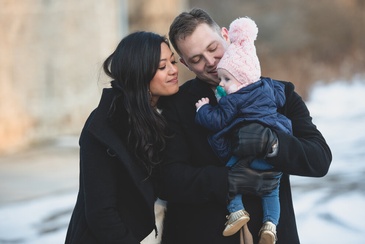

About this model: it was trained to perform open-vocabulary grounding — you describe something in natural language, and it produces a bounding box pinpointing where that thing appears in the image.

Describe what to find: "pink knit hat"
[217,17,261,87]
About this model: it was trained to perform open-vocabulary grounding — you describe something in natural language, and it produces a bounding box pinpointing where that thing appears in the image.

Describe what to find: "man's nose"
[205,55,215,67]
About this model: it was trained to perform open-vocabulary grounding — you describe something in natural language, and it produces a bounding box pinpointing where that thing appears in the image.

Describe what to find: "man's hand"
[228,157,281,197]
[232,123,278,159]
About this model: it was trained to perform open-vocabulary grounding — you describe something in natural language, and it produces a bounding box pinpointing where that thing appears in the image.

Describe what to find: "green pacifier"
[216,86,227,97]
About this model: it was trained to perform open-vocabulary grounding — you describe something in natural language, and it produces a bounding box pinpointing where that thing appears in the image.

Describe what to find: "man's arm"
[269,81,332,176]
[232,81,332,177]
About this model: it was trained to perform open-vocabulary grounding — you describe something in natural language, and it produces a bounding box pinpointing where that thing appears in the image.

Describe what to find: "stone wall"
[0,0,123,153]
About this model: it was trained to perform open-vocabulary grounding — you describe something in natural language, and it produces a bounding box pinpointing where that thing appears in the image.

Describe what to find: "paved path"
[0,137,79,206]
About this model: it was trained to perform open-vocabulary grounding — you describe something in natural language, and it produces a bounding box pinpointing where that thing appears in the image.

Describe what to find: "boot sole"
[222,216,250,236]
[258,231,276,244]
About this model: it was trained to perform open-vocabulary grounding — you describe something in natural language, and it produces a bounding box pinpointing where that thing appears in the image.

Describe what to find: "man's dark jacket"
[158,77,332,244]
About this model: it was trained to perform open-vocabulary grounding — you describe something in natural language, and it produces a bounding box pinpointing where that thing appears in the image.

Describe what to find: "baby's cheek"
[227,84,238,94]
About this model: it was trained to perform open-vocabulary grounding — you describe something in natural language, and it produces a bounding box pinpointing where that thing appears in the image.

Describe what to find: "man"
[158,8,332,244]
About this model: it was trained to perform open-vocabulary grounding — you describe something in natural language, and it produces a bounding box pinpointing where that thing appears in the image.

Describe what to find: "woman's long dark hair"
[103,31,170,176]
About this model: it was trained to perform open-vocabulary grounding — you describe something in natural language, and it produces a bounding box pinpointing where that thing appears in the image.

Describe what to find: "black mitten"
[232,123,278,159]
[228,157,281,197]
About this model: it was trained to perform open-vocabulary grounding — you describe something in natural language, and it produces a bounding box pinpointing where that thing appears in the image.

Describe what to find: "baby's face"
[217,69,241,94]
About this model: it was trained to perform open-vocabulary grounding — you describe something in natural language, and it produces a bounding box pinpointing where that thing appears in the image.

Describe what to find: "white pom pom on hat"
[217,17,261,87]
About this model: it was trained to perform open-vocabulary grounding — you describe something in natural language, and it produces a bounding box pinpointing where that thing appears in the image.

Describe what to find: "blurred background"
[0,0,364,243]
[1,0,364,153]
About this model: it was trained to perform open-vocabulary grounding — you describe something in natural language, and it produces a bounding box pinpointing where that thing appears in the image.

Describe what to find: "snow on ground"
[0,192,77,244]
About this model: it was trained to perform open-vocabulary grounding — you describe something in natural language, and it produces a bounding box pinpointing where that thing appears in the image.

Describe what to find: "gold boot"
[223,210,250,236]
[258,221,277,244]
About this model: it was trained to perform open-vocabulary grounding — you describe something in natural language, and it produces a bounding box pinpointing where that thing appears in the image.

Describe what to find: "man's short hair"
[169,8,221,55]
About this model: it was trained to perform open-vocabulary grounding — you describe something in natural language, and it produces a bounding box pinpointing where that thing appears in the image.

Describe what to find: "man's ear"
[221,27,230,43]
[179,57,190,70]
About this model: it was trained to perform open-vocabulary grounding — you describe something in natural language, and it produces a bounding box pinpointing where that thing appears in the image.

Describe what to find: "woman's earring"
[148,88,153,104]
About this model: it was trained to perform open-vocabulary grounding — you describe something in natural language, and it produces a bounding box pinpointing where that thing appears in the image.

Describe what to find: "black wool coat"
[158,77,332,244]
[65,88,156,244]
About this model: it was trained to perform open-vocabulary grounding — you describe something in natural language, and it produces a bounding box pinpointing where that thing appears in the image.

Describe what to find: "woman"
[65,31,179,243]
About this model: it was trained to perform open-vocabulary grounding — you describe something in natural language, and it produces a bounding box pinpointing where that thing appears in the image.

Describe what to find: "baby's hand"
[195,97,210,109]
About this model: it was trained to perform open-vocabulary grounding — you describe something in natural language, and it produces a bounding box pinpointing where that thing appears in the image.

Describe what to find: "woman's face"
[149,43,179,106]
